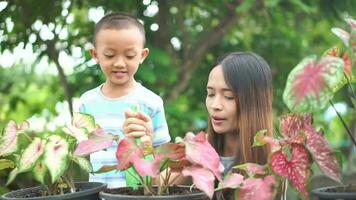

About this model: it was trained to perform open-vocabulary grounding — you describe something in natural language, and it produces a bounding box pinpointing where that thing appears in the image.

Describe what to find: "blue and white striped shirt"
[79,83,171,188]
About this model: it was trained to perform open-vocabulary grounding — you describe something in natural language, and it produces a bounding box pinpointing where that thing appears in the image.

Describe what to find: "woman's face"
[206,65,238,134]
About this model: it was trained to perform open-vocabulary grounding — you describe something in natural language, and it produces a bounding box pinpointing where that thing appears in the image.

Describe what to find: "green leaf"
[6,168,19,185]
[18,137,46,173]
[94,165,117,174]
[43,135,69,183]
[32,161,47,184]
[0,159,15,170]
[72,156,93,173]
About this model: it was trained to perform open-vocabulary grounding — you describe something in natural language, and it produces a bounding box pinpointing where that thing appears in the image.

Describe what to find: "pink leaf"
[153,143,185,160]
[184,132,224,180]
[218,173,244,189]
[116,138,144,170]
[271,144,311,200]
[182,165,215,199]
[133,155,162,177]
[74,134,113,156]
[345,16,356,29]
[234,163,266,176]
[0,121,28,156]
[237,175,276,200]
[305,126,341,183]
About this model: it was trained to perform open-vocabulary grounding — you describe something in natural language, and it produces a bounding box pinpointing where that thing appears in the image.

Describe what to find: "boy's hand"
[123,109,153,147]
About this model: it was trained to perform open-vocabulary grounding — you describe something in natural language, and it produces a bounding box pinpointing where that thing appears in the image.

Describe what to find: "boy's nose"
[113,57,125,67]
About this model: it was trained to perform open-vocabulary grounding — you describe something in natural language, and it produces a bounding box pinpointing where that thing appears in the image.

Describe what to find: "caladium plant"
[215,113,341,200]
[71,111,224,199]
[0,113,107,196]
[283,15,356,147]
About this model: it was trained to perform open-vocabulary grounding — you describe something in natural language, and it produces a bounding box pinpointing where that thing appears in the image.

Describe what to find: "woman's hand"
[122,109,153,147]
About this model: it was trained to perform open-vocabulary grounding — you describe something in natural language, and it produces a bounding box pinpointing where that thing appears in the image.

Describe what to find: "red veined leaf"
[342,52,352,78]
[323,46,340,57]
[305,126,341,183]
[283,55,344,112]
[271,144,311,200]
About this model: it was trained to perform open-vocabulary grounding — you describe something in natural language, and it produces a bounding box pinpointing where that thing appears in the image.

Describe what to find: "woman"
[206,52,273,176]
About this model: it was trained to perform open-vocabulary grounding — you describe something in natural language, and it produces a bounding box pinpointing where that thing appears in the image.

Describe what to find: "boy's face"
[90,28,148,89]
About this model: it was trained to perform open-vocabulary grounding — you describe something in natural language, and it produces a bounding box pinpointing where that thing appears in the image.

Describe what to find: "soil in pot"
[100,185,209,200]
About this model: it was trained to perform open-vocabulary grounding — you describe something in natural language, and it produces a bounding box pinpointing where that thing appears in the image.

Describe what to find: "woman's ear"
[89,48,99,63]
[140,48,149,64]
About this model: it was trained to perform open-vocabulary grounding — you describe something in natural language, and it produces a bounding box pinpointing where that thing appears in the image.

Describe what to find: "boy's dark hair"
[93,12,146,46]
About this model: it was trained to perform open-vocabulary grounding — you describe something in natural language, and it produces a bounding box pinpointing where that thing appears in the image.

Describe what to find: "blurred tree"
[0,0,355,137]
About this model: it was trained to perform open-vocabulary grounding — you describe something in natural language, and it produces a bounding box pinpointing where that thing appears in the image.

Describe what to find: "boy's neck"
[101,81,138,98]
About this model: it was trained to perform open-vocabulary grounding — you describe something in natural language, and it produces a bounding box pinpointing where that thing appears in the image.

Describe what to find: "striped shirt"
[79,83,171,188]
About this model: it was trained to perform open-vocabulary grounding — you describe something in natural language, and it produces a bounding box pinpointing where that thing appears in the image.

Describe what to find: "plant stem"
[329,100,356,147]
[126,168,154,195]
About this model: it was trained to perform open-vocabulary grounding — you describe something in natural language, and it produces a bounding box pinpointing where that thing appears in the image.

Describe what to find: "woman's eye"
[225,96,234,100]
[207,93,215,97]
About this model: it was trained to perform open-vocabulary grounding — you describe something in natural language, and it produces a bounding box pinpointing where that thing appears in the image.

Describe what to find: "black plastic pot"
[312,185,356,200]
[99,186,209,200]
[1,182,107,200]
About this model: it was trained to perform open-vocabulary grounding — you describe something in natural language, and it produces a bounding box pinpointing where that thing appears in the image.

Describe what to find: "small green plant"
[0,113,96,196]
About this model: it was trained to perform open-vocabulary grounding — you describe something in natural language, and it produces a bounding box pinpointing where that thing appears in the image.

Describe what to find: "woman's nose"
[211,97,223,110]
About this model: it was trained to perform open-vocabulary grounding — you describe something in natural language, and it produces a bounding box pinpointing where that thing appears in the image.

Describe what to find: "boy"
[78,12,171,188]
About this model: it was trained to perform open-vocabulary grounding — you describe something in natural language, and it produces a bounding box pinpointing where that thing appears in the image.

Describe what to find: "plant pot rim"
[1,181,106,200]
[312,185,356,199]
[99,185,208,199]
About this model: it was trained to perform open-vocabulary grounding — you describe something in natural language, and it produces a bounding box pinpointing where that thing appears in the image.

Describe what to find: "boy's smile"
[90,28,149,97]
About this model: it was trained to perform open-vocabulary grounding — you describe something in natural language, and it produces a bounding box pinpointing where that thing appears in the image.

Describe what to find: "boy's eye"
[126,55,136,59]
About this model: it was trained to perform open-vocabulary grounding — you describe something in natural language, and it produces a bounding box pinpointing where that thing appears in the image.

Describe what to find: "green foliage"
[1,0,356,192]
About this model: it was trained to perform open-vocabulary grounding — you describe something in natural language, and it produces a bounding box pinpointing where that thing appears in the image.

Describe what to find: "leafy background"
[0,0,355,197]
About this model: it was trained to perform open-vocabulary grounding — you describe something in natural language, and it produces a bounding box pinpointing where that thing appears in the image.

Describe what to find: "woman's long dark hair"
[207,52,273,165]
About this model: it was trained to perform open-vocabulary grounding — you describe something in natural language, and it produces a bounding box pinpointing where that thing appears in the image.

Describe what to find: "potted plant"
[282,14,356,199]
[0,113,107,200]
[70,111,223,199]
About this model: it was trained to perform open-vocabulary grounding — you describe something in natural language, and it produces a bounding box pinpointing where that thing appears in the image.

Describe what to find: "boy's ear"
[89,48,99,63]
[140,48,149,64]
